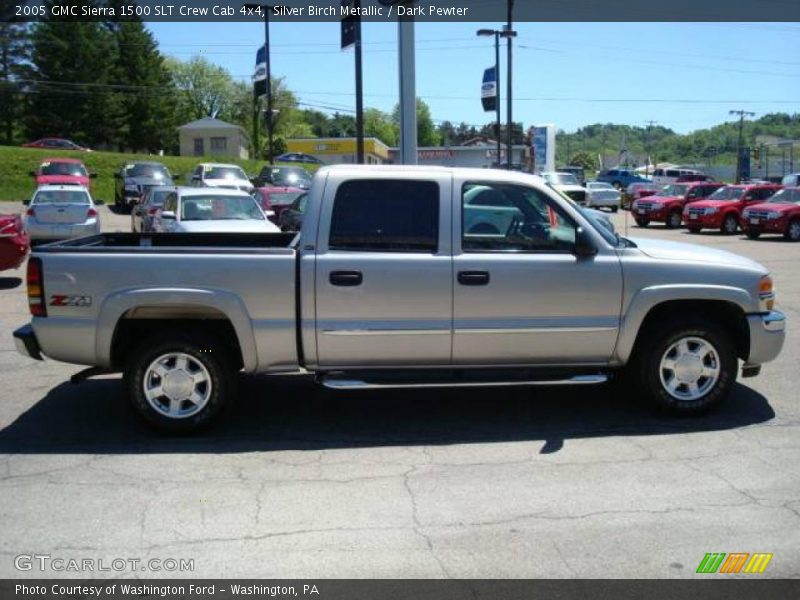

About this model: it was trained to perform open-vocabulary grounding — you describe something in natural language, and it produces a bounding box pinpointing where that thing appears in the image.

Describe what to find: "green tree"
[0,22,31,144]
[166,56,235,122]
[363,108,397,146]
[27,3,123,146]
[566,151,596,172]
[114,19,176,152]
[392,98,440,146]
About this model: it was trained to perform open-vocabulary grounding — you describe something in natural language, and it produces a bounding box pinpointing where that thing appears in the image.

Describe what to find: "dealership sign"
[481,66,497,112]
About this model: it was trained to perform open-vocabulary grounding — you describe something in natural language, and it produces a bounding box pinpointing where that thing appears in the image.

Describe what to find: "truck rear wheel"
[124,332,236,433]
[635,319,736,415]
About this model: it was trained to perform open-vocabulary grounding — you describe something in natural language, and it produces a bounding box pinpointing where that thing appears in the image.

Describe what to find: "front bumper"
[745,310,786,366]
[683,213,721,228]
[741,218,786,234]
[13,324,43,361]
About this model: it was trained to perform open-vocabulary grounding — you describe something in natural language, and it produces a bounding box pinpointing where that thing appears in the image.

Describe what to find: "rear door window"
[329,179,439,253]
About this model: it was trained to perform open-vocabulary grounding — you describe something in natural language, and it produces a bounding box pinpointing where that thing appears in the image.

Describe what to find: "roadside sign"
[481,66,497,112]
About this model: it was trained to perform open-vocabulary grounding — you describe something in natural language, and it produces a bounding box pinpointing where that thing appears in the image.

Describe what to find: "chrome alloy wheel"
[788,220,800,241]
[142,352,212,418]
[659,336,721,401]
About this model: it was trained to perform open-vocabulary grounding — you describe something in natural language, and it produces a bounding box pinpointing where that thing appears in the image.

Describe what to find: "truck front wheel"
[124,332,236,433]
[636,319,736,415]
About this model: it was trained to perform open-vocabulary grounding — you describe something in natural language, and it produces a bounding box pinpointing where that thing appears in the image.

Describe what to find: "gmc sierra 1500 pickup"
[13,166,786,432]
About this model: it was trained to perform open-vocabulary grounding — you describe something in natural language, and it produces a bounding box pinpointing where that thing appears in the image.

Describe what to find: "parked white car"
[190,163,254,194]
[151,188,280,233]
[23,185,100,241]
[781,173,800,187]
[541,172,589,205]
[651,167,704,185]
[585,181,621,212]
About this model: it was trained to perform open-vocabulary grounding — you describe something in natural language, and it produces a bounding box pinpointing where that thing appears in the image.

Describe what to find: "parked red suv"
[740,187,800,241]
[29,158,95,190]
[632,182,724,229]
[682,184,782,234]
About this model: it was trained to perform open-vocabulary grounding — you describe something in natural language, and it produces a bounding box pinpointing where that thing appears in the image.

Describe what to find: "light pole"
[246,3,275,164]
[730,109,755,184]
[505,1,515,170]
[478,27,516,169]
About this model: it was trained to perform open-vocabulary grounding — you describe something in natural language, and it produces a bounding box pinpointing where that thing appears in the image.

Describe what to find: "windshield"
[659,184,689,197]
[40,162,87,177]
[589,182,614,190]
[707,186,745,201]
[544,173,579,186]
[125,163,171,179]
[205,166,247,180]
[767,188,800,204]
[147,191,171,206]
[271,167,312,187]
[33,190,90,204]
[268,191,304,206]
[180,194,264,221]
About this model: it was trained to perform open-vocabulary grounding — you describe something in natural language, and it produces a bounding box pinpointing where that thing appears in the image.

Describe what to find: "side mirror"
[574,227,597,257]
[160,211,176,220]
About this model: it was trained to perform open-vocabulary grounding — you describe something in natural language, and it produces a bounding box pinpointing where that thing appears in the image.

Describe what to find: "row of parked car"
[631,181,800,241]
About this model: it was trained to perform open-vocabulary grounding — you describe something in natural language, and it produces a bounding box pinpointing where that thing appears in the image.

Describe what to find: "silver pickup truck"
[13,166,786,432]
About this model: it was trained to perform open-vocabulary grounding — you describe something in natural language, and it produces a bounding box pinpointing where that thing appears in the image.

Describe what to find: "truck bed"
[36,232,298,252]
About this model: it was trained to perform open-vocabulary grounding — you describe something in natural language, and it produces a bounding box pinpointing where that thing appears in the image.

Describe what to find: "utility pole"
[354,0,364,164]
[505,0,514,169]
[730,109,755,184]
[644,120,657,177]
[478,27,516,169]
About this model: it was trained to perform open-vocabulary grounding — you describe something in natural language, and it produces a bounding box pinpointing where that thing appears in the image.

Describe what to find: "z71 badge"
[49,295,92,307]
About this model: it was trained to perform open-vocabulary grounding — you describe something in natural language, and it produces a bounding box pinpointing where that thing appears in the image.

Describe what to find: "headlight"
[631,201,638,210]
[767,211,781,219]
[742,209,750,218]
[705,207,718,215]
[759,275,775,312]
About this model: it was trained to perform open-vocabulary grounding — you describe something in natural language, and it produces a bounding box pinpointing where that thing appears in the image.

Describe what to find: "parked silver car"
[23,185,100,241]
[151,187,280,233]
[586,181,622,212]
[189,163,254,194]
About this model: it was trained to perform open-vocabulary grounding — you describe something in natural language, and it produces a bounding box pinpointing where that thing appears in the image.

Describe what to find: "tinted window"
[462,182,576,253]
[33,190,90,204]
[329,179,439,252]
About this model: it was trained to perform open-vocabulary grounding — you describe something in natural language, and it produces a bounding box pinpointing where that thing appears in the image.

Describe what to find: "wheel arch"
[97,288,258,372]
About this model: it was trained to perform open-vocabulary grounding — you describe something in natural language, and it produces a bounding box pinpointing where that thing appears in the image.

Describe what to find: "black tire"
[611,206,619,213]
[612,181,622,190]
[721,213,738,235]
[785,219,800,242]
[666,210,682,229]
[635,218,649,228]
[745,230,761,240]
[124,331,236,433]
[687,226,701,233]
[632,318,736,416]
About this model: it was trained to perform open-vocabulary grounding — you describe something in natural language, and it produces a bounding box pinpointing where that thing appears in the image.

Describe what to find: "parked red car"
[22,138,90,152]
[682,184,783,234]
[30,158,95,190]
[253,186,305,224]
[740,187,800,241]
[632,182,724,229]
[0,214,30,271]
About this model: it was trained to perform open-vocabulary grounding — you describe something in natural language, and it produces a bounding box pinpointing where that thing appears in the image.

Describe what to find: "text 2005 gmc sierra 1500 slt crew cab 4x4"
[13,166,786,432]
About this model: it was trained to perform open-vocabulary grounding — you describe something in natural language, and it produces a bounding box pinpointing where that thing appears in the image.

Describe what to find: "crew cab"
[683,184,783,234]
[632,182,723,229]
[13,166,786,433]
[740,187,800,241]
[29,158,95,190]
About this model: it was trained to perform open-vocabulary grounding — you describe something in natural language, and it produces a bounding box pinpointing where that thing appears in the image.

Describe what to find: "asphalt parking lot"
[0,203,798,579]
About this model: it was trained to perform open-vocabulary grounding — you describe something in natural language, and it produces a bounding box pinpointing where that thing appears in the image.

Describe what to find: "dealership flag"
[253,44,267,98]
[481,66,497,112]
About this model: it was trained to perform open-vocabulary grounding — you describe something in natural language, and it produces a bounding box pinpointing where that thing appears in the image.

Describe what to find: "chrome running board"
[321,374,607,390]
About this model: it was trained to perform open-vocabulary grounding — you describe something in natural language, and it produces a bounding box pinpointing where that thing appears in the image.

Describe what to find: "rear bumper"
[13,324,43,361]
[26,221,100,240]
[746,310,786,366]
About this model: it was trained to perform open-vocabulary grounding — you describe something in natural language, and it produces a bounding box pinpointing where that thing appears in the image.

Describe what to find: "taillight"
[148,207,158,216]
[87,208,98,217]
[26,257,46,317]
[26,208,35,217]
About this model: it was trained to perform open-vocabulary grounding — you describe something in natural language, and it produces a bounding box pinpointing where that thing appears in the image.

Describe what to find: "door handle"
[458,271,490,286]
[329,270,363,286]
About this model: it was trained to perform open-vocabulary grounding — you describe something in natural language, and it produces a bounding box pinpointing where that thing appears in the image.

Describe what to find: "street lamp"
[477,27,517,169]
[245,3,275,164]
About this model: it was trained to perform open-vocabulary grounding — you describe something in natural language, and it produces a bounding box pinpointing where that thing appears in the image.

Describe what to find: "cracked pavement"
[0,205,798,578]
